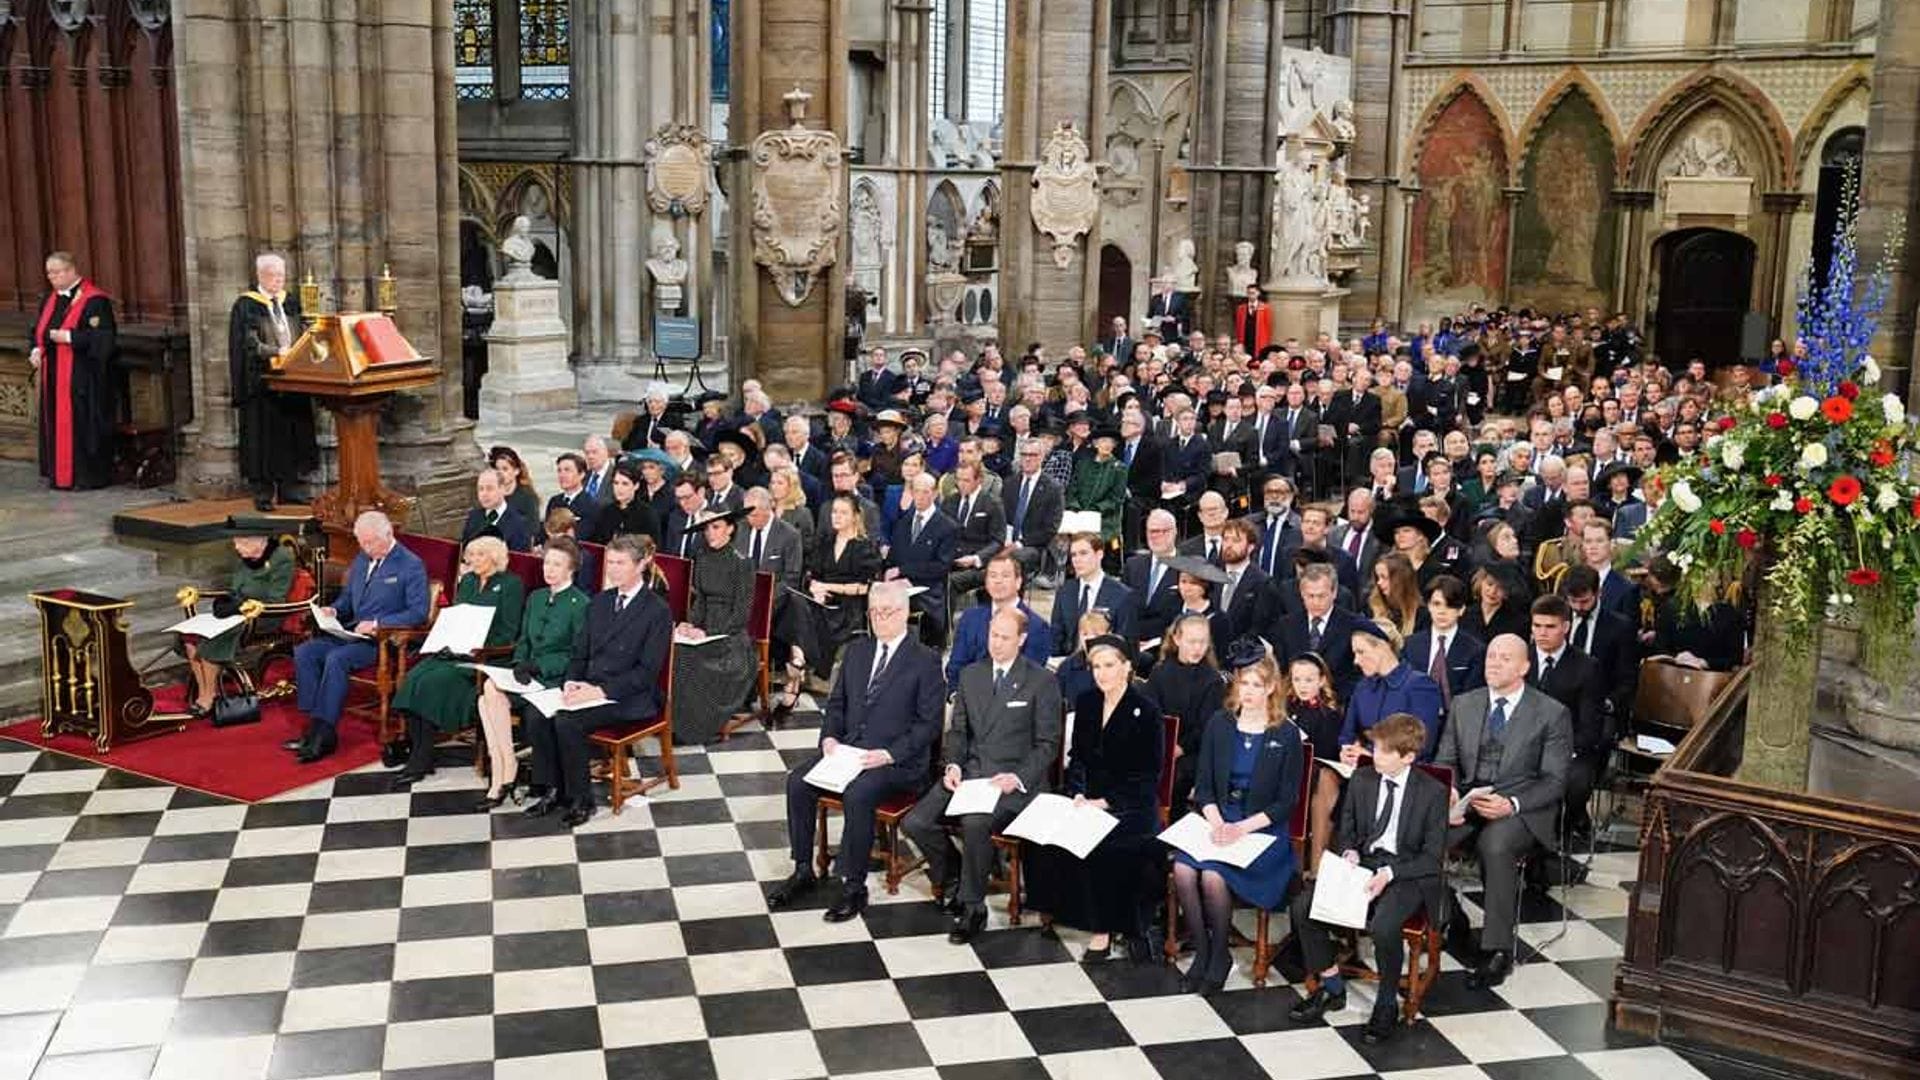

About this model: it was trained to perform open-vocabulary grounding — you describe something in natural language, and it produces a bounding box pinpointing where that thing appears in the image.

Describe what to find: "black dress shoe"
[391,769,433,790]
[1079,941,1111,963]
[823,886,868,923]
[936,885,965,917]
[253,496,276,512]
[1467,949,1513,990]
[766,871,819,910]
[1361,1014,1397,1044]
[560,804,595,829]
[281,725,315,753]
[947,906,987,945]
[524,793,561,818]
[296,730,337,764]
[1287,984,1348,1023]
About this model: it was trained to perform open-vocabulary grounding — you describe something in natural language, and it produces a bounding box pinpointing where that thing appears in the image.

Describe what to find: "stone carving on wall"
[1030,122,1100,270]
[1673,116,1747,178]
[930,118,997,169]
[1165,238,1199,292]
[1277,47,1352,137]
[1103,89,1155,208]
[1514,90,1616,313]
[1225,241,1258,296]
[1330,99,1356,143]
[647,223,689,313]
[1271,142,1331,285]
[849,179,890,320]
[48,0,88,31]
[750,87,844,306]
[1410,92,1509,314]
[645,123,714,217]
[500,215,539,283]
[1325,163,1371,251]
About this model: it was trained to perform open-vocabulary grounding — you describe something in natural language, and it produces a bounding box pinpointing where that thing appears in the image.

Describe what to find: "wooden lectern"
[30,589,181,752]
[268,310,438,563]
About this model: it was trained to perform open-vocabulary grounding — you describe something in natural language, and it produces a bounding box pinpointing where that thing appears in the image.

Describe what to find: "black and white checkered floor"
[0,708,1766,1080]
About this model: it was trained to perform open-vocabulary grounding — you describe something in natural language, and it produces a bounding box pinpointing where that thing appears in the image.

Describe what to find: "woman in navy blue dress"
[1339,619,1445,763]
[1170,650,1304,994]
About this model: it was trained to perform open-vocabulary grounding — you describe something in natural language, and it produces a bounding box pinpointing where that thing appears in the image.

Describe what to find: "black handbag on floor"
[210,668,262,728]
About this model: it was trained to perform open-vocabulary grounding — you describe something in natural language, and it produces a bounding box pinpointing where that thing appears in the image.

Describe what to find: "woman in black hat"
[1024,635,1168,964]
[177,519,299,716]
[672,506,759,744]
[1594,461,1643,521]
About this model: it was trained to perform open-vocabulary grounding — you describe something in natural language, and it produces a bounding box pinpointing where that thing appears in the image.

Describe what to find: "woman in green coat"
[180,528,297,715]
[1067,423,1128,541]
[390,535,525,785]
[474,538,589,809]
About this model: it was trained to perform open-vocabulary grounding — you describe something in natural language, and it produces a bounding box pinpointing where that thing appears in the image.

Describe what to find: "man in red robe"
[29,251,118,491]
[1234,284,1272,360]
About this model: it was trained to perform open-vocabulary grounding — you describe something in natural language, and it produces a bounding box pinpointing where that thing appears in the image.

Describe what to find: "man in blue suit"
[1049,532,1136,653]
[885,473,958,646]
[771,582,945,921]
[945,553,1052,691]
[292,511,430,763]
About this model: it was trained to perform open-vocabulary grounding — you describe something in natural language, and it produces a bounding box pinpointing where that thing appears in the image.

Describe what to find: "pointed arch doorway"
[1652,228,1755,370]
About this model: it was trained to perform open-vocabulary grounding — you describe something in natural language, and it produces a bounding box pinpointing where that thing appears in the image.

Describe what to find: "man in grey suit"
[903,607,1062,944]
[737,488,805,593]
[1435,633,1571,990]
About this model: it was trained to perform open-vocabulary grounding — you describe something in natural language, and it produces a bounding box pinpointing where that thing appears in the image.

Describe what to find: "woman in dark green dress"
[673,507,759,744]
[180,527,296,716]
[475,538,590,809]
[1067,424,1128,541]
[390,535,525,785]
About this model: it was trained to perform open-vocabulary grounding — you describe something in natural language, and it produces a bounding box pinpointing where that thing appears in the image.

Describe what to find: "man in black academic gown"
[228,253,317,510]
[29,251,117,491]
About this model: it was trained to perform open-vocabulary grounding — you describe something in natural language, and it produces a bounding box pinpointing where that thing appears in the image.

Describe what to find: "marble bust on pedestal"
[647,226,689,313]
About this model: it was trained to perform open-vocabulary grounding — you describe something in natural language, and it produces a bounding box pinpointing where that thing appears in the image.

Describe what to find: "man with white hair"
[623,383,675,451]
[230,252,317,510]
[582,435,616,503]
[662,429,698,475]
[290,512,430,763]
[1123,508,1186,644]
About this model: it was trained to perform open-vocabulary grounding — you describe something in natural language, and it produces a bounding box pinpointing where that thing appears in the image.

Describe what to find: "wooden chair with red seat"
[719,570,777,740]
[653,552,693,620]
[588,638,682,813]
[1329,761,1453,1022]
[815,747,942,896]
[981,717,1071,926]
[1159,736,1315,985]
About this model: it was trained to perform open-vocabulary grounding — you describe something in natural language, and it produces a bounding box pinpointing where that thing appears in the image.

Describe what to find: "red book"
[353,316,416,365]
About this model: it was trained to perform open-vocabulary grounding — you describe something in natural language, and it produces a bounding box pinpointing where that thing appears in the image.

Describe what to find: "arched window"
[1810,126,1865,296]
[519,0,572,101]
[455,0,495,101]
[455,0,572,103]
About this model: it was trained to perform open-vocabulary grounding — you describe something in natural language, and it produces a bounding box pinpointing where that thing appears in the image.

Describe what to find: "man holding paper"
[771,581,944,921]
[903,608,1062,944]
[1287,712,1449,1044]
[290,512,430,763]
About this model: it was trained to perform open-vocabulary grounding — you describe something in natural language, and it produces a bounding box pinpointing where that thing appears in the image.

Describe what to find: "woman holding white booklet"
[1023,635,1165,963]
[390,536,525,786]
[1168,648,1303,995]
[470,539,589,809]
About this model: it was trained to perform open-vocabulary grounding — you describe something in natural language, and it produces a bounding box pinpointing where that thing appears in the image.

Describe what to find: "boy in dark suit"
[772,582,945,921]
[1050,532,1136,652]
[1288,711,1449,1044]
[1402,574,1486,708]
[886,473,959,645]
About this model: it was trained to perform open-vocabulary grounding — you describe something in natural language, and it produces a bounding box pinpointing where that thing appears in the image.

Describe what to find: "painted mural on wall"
[1512,90,1617,314]
[1410,91,1509,317]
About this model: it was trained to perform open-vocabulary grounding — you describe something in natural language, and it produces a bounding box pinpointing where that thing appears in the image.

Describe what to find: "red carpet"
[0,666,386,802]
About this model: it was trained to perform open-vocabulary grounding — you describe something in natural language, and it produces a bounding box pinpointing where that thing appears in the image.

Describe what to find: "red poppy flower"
[1872,445,1896,468]
[1736,528,1759,550]
[1823,396,1854,423]
[1913,494,1920,519]
[1829,476,1862,506]
[1718,416,1737,432]
[1847,567,1881,587]
[1795,497,1815,514]
[1766,413,1788,429]
[1764,473,1783,488]
[1709,519,1726,535]
[1839,380,1861,400]
[1777,359,1796,377]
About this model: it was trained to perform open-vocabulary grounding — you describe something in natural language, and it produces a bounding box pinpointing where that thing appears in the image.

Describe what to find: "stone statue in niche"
[1330,99,1356,143]
[500,215,539,283]
[1225,240,1259,296]
[1271,142,1329,283]
[1673,117,1746,178]
[930,118,997,169]
[851,184,885,269]
[647,224,689,313]
[1030,122,1101,269]
[1325,163,1371,250]
[1165,238,1199,293]
[927,214,957,272]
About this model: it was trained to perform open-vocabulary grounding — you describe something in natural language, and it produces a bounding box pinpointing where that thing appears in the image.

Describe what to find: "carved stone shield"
[1030,122,1100,269]
[750,89,844,307]
[645,124,713,218]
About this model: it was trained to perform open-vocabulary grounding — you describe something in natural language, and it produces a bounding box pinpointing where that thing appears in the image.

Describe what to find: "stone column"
[1616,189,1655,326]
[1860,0,1920,404]
[1326,0,1413,324]
[729,0,851,402]
[1759,191,1806,335]
[1186,0,1284,337]
[571,0,649,403]
[173,0,476,526]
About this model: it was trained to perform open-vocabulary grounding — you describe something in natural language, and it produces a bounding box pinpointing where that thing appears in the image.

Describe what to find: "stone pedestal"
[480,277,578,423]
[1267,282,1328,344]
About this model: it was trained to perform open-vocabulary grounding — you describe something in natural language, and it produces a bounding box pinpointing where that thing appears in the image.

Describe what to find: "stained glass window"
[712,0,731,102]
[454,0,494,101]
[520,0,572,101]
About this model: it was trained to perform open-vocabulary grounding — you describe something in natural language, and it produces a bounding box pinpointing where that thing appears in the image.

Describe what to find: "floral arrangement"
[1640,186,1919,647]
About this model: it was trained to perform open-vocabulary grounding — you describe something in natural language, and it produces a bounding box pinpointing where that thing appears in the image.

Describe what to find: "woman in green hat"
[179,521,298,716]
[390,534,526,785]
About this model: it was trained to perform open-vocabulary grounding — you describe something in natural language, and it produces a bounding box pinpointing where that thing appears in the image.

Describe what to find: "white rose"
[1800,442,1829,469]
[1877,485,1901,512]
[1789,396,1820,422]
[1721,441,1745,471]
[1885,394,1906,426]
[1770,490,1795,511]
[1863,355,1881,385]
[1671,479,1702,513]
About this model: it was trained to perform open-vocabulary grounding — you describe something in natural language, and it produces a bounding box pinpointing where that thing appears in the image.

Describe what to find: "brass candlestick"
[298,270,321,323]
[377,264,398,318]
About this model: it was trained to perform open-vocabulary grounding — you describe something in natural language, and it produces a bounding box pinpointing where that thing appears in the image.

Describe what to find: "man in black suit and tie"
[1250,475,1303,578]
[1402,575,1486,708]
[460,468,535,552]
[772,582,945,920]
[544,452,602,541]
[784,415,833,490]
[737,488,805,592]
[523,536,673,828]
[1328,489,1384,587]
[904,607,1063,943]
[1323,370,1384,488]
[1277,382,1319,492]
[886,473,959,645]
[943,462,1007,598]
[1528,594,1606,844]
[621,388,677,451]
[1247,384,1292,489]
[1576,520,1640,622]
[1002,437,1063,582]
[661,476,708,560]
[582,436,618,505]
[1216,519,1274,645]
[1118,412,1164,549]
[1101,316,1134,369]
[704,456,747,514]
[1436,634,1572,989]
[1559,565,1639,738]
[1289,712,1450,1043]
[856,346,904,410]
[1273,563,1364,700]
[1145,276,1190,341]
[1050,532,1136,652]
[1123,509,1186,644]
[1163,408,1213,508]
